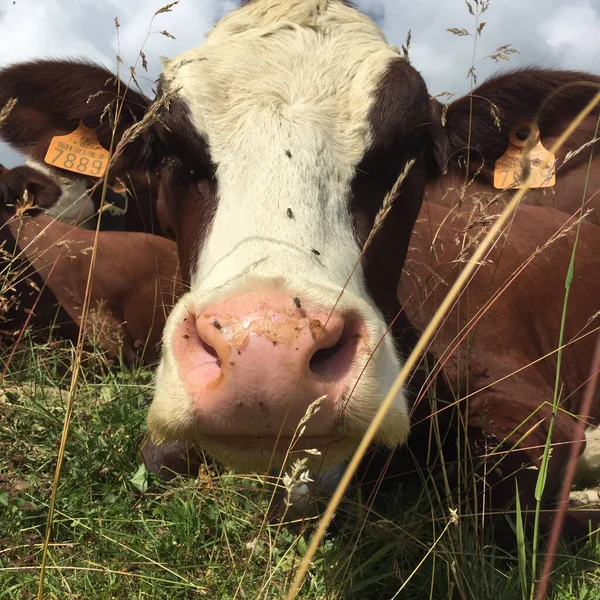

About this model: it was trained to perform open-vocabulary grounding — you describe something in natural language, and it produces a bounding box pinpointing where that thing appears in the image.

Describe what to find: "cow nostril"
[198,336,222,369]
[309,327,355,381]
[311,337,344,366]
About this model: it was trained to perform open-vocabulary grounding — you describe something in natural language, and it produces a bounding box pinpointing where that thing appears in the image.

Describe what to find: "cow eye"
[184,167,201,189]
[188,164,214,185]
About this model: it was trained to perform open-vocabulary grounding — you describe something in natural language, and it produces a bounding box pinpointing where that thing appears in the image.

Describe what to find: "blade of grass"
[515,480,528,600]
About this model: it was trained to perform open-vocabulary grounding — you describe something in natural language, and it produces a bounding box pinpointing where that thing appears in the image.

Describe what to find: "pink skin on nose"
[171,290,366,443]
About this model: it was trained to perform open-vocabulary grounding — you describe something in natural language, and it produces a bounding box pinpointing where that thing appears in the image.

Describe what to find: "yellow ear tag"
[493,122,556,190]
[44,122,109,178]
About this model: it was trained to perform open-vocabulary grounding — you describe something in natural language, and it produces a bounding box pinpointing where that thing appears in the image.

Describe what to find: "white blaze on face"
[151,0,412,467]
[161,0,402,293]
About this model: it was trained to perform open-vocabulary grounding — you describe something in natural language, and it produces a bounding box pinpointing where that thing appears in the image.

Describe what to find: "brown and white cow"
[0,0,599,541]
[11,160,166,235]
[0,164,183,367]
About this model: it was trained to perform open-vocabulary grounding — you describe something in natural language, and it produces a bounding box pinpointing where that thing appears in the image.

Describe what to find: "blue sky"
[1,0,599,166]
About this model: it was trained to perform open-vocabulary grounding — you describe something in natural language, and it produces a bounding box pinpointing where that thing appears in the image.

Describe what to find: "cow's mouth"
[183,433,355,472]
[205,433,346,452]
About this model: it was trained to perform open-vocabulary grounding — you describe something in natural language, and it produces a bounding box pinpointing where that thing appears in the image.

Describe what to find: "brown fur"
[0,166,184,367]
[397,200,600,543]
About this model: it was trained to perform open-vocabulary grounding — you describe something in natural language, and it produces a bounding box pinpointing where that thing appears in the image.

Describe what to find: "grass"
[1,343,600,599]
[1,2,600,598]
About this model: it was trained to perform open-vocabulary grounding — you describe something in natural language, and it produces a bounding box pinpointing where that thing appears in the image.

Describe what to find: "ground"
[0,341,599,599]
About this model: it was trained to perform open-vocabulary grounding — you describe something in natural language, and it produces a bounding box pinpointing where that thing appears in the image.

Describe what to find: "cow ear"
[0,60,158,176]
[0,165,62,210]
[435,68,600,178]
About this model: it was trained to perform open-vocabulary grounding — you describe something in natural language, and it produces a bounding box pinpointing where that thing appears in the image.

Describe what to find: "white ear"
[160,56,171,69]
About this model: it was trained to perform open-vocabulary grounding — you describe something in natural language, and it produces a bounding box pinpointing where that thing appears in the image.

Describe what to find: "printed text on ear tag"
[44,123,110,178]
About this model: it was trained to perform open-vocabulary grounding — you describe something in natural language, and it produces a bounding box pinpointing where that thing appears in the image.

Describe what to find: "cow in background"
[0,59,164,235]
[9,159,167,235]
[0,163,183,367]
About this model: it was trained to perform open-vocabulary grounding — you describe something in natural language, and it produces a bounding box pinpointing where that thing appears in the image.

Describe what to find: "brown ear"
[433,68,600,178]
[0,60,155,175]
[0,165,62,210]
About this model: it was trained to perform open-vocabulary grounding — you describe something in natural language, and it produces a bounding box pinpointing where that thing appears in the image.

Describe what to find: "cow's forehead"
[161,0,401,164]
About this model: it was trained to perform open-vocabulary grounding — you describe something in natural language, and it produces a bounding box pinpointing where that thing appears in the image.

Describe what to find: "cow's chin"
[147,410,411,474]
[180,435,359,473]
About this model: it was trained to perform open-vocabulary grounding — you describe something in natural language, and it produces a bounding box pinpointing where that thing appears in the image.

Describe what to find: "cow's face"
[148,0,434,471]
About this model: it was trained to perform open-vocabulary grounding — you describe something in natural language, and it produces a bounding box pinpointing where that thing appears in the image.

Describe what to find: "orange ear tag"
[44,122,110,178]
[493,122,556,190]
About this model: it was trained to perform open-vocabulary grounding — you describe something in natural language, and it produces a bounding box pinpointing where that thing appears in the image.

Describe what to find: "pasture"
[2,343,600,598]
[1,0,600,598]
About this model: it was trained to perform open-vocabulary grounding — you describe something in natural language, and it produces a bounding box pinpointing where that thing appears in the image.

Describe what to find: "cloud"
[0,0,113,67]
[1,0,599,166]
[539,1,600,72]
[375,0,600,96]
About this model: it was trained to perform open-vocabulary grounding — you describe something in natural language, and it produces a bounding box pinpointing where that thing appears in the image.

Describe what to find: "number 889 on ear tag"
[44,123,109,178]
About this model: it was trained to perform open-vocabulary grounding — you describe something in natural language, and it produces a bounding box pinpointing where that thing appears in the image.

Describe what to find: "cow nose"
[170,290,365,439]
[195,300,350,382]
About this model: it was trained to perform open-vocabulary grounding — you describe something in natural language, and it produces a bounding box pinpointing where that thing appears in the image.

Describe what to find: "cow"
[0,0,599,544]
[142,196,600,540]
[397,199,600,543]
[0,164,183,367]
[9,159,167,235]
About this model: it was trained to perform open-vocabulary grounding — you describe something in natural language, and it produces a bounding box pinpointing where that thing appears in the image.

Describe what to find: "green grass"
[1,343,600,599]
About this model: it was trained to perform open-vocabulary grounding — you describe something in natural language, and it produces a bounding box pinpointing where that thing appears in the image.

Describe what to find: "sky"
[1,0,599,166]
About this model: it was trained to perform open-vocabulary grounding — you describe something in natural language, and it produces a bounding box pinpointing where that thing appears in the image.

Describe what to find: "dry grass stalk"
[562,136,600,165]
[323,157,417,330]
[535,209,592,254]
[282,458,313,509]
[361,158,416,254]
[0,97,17,128]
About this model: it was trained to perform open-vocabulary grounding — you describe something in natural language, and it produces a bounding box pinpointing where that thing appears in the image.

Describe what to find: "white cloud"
[0,0,113,67]
[1,0,599,166]
[103,0,219,94]
[540,2,600,71]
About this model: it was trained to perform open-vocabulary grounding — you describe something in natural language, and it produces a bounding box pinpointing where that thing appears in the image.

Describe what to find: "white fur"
[26,160,95,228]
[150,0,410,469]
[569,488,600,506]
[575,426,600,486]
